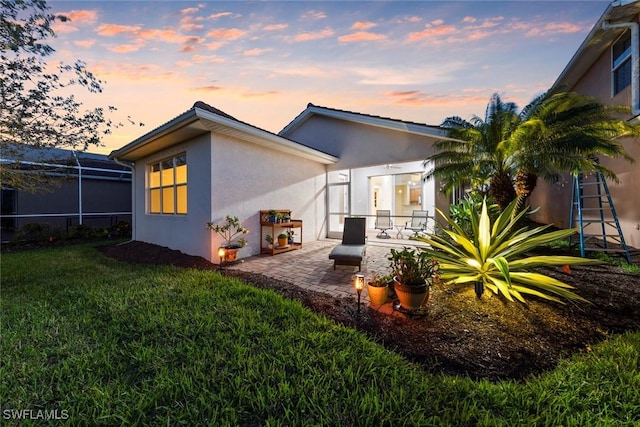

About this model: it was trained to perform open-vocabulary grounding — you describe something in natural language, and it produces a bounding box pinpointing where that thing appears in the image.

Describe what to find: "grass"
[2,243,639,426]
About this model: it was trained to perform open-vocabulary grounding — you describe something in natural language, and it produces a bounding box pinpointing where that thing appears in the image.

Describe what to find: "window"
[149,154,187,214]
[613,30,632,95]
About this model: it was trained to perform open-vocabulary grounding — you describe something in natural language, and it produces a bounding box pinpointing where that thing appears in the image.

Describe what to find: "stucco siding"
[134,134,213,261]
[532,19,640,249]
[285,115,439,170]
[210,133,327,261]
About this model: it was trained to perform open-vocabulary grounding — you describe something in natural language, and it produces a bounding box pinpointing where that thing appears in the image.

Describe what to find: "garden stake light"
[218,247,226,270]
[354,274,365,318]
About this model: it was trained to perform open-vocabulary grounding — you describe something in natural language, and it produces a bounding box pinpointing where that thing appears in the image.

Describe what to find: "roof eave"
[280,105,452,140]
[551,1,640,92]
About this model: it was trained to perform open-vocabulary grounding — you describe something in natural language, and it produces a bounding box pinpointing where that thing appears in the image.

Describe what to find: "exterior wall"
[133,134,213,261]
[284,115,450,220]
[210,133,327,261]
[531,21,640,248]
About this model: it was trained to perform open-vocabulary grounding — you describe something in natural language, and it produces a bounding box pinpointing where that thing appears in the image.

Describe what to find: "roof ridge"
[307,103,439,128]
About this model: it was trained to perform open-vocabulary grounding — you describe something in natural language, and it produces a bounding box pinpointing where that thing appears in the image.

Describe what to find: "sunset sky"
[46,0,610,154]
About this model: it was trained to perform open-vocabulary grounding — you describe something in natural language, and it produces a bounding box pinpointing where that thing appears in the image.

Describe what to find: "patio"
[226,232,428,304]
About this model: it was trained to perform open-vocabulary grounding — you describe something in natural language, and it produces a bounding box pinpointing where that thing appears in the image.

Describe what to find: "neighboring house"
[109,101,450,263]
[0,145,132,241]
[529,0,640,248]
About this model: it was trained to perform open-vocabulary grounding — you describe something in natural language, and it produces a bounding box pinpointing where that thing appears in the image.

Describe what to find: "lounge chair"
[328,217,367,271]
[374,210,392,239]
[404,210,429,237]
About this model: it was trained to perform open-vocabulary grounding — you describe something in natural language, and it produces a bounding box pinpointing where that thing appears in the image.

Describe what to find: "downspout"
[602,17,640,116]
[113,157,136,243]
[71,150,82,225]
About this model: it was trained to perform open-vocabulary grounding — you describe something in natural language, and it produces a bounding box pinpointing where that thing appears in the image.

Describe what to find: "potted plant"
[277,233,288,247]
[389,247,438,311]
[265,234,273,249]
[286,229,295,245]
[268,210,277,223]
[367,273,392,306]
[206,215,249,262]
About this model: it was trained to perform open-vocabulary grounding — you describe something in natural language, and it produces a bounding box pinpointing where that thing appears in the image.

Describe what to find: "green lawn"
[2,244,639,426]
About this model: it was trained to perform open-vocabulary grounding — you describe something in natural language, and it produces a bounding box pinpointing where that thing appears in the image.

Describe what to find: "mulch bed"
[98,241,640,382]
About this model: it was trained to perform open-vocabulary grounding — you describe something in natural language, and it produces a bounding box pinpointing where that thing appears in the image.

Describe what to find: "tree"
[0,0,140,192]
[509,91,639,211]
[427,91,639,211]
[425,93,520,210]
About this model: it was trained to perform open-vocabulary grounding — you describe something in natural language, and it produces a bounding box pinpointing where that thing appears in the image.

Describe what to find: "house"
[0,144,132,241]
[528,0,640,249]
[109,101,450,263]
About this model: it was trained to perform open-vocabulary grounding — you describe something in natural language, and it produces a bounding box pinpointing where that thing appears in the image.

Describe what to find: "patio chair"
[375,210,392,239]
[328,217,367,271]
[404,210,429,237]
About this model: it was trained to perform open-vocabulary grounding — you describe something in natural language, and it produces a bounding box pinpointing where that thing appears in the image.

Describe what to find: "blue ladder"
[569,172,631,264]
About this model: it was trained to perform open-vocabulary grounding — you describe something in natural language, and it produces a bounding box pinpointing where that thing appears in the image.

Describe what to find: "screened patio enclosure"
[327,160,436,238]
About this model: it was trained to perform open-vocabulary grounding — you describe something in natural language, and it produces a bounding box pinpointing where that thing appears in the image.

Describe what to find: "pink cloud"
[462,16,476,23]
[264,23,288,31]
[61,10,98,24]
[407,23,457,42]
[137,28,187,44]
[294,27,334,42]
[206,28,246,40]
[352,21,376,30]
[191,85,222,92]
[338,32,386,43]
[109,44,142,53]
[242,48,271,56]
[180,45,197,53]
[525,21,583,36]
[385,90,489,107]
[180,16,204,31]
[191,54,224,64]
[73,39,95,48]
[180,6,201,15]
[96,23,140,37]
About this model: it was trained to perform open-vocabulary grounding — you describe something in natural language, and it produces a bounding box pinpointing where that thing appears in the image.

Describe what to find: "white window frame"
[612,30,632,96]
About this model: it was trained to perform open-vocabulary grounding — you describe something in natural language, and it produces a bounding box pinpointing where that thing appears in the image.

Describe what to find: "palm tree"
[425,93,520,210]
[509,91,639,211]
[428,91,639,212]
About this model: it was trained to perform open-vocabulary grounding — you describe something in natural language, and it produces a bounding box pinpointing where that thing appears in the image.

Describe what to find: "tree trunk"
[514,171,538,216]
[489,172,516,211]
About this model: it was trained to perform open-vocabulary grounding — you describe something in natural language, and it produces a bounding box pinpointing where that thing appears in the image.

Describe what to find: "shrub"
[417,198,601,303]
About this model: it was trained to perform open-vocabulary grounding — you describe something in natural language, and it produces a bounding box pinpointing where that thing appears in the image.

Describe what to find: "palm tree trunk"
[514,171,538,215]
[489,172,516,211]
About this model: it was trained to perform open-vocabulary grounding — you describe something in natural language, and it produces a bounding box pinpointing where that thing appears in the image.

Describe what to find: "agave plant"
[417,199,600,304]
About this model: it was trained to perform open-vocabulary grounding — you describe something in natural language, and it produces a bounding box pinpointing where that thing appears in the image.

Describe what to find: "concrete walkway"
[226,235,427,304]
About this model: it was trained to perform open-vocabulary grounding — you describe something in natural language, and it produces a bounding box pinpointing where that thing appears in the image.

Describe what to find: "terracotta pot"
[367,283,388,306]
[393,276,429,310]
[222,248,239,262]
[277,237,288,246]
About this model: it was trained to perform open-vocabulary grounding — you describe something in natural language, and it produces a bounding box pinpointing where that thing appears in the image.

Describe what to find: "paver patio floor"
[227,235,427,303]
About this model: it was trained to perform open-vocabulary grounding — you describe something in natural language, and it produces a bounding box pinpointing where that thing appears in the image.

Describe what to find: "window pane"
[176,184,187,214]
[175,163,187,184]
[614,59,632,94]
[162,187,174,213]
[150,163,161,188]
[162,159,174,185]
[150,189,161,213]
